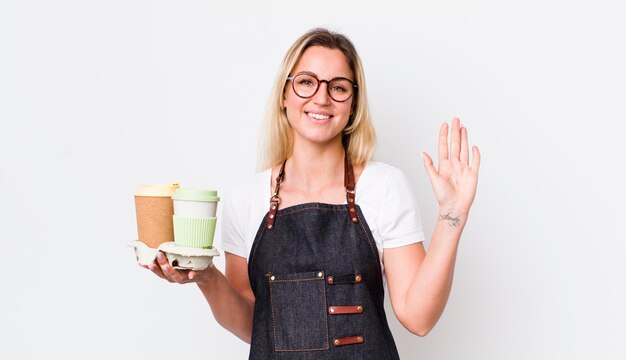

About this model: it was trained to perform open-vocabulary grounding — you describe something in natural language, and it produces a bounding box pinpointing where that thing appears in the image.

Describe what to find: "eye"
[329,79,352,93]
[295,74,317,87]
[298,79,315,87]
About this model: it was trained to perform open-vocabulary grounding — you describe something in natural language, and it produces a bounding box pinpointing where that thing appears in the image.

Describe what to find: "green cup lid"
[172,188,220,202]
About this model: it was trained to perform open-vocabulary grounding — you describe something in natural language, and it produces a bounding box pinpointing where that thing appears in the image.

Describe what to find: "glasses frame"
[286,72,358,103]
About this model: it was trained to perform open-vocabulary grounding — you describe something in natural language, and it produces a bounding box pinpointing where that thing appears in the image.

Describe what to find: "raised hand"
[422,117,480,217]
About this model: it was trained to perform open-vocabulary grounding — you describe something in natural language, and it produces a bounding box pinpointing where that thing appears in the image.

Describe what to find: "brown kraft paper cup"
[134,183,180,249]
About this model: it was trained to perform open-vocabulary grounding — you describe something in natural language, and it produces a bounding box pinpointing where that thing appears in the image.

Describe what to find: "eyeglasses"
[286,72,357,102]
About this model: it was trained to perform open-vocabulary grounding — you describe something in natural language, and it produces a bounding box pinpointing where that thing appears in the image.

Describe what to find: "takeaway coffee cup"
[134,183,180,248]
[172,188,220,249]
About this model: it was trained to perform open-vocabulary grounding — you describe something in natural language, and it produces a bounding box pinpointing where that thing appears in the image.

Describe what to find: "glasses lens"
[328,78,354,102]
[293,74,319,98]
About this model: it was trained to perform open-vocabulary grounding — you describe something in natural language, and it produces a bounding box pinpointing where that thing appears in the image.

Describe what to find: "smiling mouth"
[307,112,332,120]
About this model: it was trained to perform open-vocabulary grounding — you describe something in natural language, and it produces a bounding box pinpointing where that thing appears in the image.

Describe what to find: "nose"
[312,81,331,105]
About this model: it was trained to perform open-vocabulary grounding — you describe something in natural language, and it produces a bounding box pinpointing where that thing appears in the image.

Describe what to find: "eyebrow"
[293,70,354,81]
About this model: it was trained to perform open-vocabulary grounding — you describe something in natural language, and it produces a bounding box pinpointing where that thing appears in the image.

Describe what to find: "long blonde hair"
[258,28,376,170]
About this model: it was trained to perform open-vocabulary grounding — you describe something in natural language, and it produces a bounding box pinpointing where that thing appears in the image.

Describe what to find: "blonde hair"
[258,28,376,170]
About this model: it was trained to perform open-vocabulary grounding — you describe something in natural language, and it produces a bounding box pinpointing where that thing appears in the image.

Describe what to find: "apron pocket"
[268,270,329,351]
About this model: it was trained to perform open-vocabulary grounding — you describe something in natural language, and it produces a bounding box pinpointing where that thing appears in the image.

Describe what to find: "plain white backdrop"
[1,1,625,359]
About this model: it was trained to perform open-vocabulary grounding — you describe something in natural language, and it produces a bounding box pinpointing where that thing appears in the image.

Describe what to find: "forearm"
[196,266,254,343]
[401,208,467,335]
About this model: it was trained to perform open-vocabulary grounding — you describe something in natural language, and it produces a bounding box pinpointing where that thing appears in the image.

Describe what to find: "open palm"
[422,117,480,215]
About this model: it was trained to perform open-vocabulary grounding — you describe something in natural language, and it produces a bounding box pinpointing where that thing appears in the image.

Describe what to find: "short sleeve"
[219,187,248,258]
[377,168,425,248]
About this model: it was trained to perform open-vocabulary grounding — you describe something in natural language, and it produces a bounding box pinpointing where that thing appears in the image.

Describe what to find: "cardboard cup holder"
[128,240,220,271]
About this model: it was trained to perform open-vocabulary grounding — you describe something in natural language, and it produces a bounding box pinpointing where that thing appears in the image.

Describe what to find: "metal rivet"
[355,275,362,282]
[270,275,275,281]
[357,306,363,312]
[329,307,335,313]
[350,208,355,212]
[267,224,273,229]
[352,217,357,222]
[269,214,274,219]
[334,339,340,346]
[317,272,323,278]
[348,198,353,202]
[271,205,276,210]
[327,276,333,284]
[357,336,363,342]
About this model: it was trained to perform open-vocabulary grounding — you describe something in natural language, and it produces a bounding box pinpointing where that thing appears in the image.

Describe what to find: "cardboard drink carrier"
[129,184,220,271]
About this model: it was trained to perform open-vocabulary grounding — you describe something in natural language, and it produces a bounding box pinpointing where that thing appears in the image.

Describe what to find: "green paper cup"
[173,215,217,249]
[172,188,219,217]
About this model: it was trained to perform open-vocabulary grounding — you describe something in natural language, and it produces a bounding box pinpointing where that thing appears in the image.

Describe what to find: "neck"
[285,138,345,190]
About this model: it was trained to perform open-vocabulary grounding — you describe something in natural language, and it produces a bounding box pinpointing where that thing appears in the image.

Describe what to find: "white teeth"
[307,112,331,120]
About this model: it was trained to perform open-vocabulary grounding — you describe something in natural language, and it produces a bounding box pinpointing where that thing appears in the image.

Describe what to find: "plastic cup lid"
[134,183,180,197]
[172,188,220,202]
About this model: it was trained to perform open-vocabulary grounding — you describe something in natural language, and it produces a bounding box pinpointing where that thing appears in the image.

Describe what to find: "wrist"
[437,207,469,228]
[194,265,220,288]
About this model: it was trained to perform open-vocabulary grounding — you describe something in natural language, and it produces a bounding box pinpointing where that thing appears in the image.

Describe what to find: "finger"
[422,152,438,181]
[148,263,171,281]
[156,251,190,283]
[471,145,481,172]
[187,269,205,281]
[450,117,461,161]
[460,126,469,165]
[156,251,180,281]
[156,250,169,266]
[437,122,449,165]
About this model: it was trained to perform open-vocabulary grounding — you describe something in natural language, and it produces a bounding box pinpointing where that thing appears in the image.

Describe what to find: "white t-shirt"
[220,161,425,274]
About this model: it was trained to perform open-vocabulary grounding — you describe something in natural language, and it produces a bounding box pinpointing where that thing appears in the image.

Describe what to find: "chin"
[302,133,343,146]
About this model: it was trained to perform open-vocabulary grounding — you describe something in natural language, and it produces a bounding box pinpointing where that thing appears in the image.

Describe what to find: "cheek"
[284,99,302,123]
[282,86,294,108]
[283,90,298,109]
[283,91,309,115]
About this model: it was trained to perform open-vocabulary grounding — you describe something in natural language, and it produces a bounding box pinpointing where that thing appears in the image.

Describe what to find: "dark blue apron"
[247,157,400,359]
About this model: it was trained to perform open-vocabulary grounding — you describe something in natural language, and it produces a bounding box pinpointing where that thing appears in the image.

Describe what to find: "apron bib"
[247,157,400,359]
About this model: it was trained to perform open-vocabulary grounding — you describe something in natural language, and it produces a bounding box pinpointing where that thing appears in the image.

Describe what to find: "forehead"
[292,46,353,79]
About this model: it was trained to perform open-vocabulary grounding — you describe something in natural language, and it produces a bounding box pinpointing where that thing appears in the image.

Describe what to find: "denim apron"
[247,157,400,359]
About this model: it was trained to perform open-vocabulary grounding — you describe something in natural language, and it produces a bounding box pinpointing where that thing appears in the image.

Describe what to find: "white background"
[1,1,625,359]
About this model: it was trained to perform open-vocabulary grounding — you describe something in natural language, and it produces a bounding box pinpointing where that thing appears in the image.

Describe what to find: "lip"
[306,110,333,116]
[306,110,333,122]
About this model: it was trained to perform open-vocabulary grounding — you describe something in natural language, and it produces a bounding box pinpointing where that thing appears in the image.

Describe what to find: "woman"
[146,28,480,359]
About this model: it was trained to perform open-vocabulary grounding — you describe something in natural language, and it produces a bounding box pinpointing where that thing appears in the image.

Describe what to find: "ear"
[282,88,289,109]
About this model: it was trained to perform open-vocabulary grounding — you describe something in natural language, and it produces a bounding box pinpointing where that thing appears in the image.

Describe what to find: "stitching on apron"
[249,215,268,269]
[269,275,330,352]
[358,212,381,274]
[270,278,323,283]
[277,205,346,217]
[268,274,278,351]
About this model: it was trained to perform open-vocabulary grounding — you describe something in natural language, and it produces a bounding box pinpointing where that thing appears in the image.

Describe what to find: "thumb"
[422,152,438,181]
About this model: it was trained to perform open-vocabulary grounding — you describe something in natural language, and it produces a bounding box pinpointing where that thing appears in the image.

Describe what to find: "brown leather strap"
[328,305,364,315]
[333,335,364,347]
[344,153,359,223]
[266,159,286,230]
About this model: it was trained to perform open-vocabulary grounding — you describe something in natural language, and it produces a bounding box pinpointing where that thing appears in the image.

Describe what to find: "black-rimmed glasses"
[286,72,357,102]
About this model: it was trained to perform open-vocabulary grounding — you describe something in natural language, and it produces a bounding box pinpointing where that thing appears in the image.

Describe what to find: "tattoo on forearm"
[439,212,461,227]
